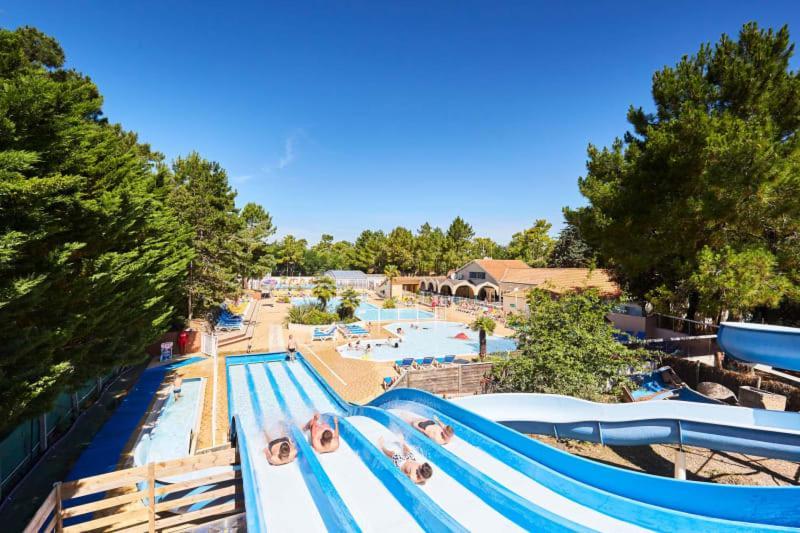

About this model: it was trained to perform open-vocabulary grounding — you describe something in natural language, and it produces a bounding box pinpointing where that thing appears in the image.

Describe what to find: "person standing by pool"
[378,436,432,485]
[177,329,189,354]
[305,413,339,453]
[287,335,297,361]
[172,375,183,400]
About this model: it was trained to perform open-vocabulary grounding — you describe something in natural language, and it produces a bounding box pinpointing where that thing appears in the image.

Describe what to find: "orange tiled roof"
[472,259,531,283]
[501,268,620,296]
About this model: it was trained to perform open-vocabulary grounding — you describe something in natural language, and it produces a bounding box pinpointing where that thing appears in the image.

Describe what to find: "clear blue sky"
[3,1,799,242]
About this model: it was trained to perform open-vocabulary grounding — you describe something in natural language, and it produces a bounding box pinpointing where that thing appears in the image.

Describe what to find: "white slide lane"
[285,361,340,415]
[346,414,524,532]
[267,364,421,532]
[388,406,649,533]
[228,365,326,532]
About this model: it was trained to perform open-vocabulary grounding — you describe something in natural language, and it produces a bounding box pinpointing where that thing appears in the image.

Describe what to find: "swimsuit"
[418,420,436,430]
[392,450,416,468]
[269,437,290,450]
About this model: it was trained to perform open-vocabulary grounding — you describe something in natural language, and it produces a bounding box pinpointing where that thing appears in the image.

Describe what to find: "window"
[469,271,486,280]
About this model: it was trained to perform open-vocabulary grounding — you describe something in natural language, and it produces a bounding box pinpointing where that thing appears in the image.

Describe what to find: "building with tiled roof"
[418,258,620,311]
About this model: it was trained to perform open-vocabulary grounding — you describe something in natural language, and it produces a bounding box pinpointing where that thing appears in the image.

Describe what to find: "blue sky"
[3,2,799,242]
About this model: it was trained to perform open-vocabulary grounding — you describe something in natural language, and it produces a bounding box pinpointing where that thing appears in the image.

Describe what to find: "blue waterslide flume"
[226,353,800,531]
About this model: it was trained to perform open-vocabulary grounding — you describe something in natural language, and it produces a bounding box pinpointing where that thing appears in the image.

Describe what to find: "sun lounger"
[382,376,395,390]
[394,358,414,373]
[312,326,336,341]
[414,356,435,369]
[435,355,456,366]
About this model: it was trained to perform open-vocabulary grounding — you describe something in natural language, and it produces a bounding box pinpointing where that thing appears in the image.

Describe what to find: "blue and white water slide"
[227,353,799,532]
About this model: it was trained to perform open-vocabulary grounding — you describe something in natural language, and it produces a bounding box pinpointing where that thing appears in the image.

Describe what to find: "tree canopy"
[566,23,800,322]
[492,289,647,398]
[0,27,194,429]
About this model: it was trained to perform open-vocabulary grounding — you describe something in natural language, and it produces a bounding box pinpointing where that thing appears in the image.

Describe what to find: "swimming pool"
[336,321,516,361]
[291,298,434,321]
[133,377,203,465]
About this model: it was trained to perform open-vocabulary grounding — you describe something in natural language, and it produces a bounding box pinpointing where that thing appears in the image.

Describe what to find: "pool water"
[336,321,516,361]
[134,378,202,465]
[291,297,434,321]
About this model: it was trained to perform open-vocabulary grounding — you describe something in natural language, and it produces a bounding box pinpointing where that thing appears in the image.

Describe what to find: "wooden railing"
[24,447,242,533]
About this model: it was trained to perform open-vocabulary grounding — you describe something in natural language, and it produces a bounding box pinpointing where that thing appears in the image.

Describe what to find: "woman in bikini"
[401,414,454,445]
[264,429,297,466]
[378,436,433,485]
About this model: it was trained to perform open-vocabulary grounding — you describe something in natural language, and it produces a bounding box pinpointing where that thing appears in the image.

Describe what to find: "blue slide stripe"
[282,362,466,531]
[355,405,589,532]
[260,363,362,533]
[335,416,468,533]
[372,389,797,531]
[230,415,267,533]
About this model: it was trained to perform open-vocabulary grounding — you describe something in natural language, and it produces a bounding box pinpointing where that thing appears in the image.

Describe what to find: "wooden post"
[54,482,63,532]
[457,365,462,395]
[755,376,762,389]
[147,462,156,533]
[714,351,724,369]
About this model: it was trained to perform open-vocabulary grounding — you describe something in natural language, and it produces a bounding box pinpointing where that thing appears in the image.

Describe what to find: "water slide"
[227,353,799,531]
[718,322,800,371]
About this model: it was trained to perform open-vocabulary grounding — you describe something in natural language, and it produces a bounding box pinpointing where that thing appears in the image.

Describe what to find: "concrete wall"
[607,312,646,335]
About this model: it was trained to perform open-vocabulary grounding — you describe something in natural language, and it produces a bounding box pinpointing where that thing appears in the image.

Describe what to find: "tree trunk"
[479,330,486,359]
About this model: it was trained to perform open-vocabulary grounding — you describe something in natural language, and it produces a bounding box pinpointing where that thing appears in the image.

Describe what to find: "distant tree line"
[273,216,595,277]
[0,27,273,431]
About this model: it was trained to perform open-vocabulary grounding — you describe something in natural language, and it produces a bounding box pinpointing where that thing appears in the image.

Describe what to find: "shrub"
[286,304,338,325]
[383,297,397,309]
[493,288,649,400]
[277,295,290,304]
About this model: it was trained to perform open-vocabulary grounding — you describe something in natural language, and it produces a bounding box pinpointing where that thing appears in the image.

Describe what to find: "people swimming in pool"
[401,413,454,445]
[264,429,297,466]
[305,413,340,453]
[378,436,432,485]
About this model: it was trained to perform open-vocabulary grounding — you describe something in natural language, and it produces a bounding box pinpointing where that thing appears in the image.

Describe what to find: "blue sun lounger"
[393,358,414,372]
[435,355,456,366]
[312,326,336,341]
[414,356,435,369]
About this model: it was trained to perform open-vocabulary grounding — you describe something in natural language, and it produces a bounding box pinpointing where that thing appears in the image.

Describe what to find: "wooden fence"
[24,447,242,533]
[392,362,494,396]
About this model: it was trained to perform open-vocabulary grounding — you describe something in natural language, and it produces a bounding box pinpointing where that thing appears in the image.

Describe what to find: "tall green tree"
[384,226,415,273]
[352,229,387,273]
[276,234,308,276]
[168,152,241,319]
[507,219,554,267]
[443,216,475,271]
[470,237,506,261]
[237,202,276,285]
[548,222,594,268]
[414,223,445,274]
[0,27,191,430]
[567,23,800,320]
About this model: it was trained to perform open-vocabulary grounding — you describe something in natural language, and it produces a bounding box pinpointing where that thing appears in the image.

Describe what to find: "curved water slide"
[450,393,800,460]
[718,322,800,371]
[227,354,800,531]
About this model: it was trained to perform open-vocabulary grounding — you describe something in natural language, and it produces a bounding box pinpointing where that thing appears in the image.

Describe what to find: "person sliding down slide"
[264,426,298,466]
[305,413,340,453]
[378,436,433,485]
[400,413,454,445]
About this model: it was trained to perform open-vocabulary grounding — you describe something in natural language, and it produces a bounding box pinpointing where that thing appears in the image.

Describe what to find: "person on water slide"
[264,426,298,466]
[400,413,454,445]
[378,436,433,485]
[305,413,340,453]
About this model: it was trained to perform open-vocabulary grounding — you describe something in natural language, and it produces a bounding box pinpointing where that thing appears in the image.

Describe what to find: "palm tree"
[338,288,361,319]
[312,276,337,310]
[470,315,496,360]
[383,264,399,298]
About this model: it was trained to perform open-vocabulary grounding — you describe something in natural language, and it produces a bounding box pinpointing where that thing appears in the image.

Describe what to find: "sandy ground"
[534,435,800,486]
